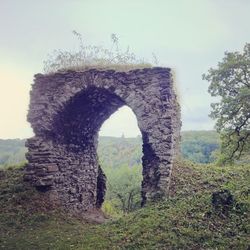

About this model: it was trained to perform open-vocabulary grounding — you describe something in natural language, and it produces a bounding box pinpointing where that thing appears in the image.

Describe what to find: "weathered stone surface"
[47,165,59,172]
[24,67,181,215]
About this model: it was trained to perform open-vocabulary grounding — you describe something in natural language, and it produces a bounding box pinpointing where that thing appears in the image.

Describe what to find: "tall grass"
[43,32,153,73]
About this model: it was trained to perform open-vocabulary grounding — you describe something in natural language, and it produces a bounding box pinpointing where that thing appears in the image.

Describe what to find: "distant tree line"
[0,132,223,169]
[180,131,220,164]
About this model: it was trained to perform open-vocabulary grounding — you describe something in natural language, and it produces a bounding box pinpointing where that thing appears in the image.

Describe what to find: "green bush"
[103,164,142,214]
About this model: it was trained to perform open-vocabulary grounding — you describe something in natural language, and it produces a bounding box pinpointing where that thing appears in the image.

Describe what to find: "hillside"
[0,161,249,249]
[0,131,221,169]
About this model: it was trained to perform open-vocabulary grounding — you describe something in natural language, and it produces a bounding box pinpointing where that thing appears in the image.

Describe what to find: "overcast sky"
[0,0,249,138]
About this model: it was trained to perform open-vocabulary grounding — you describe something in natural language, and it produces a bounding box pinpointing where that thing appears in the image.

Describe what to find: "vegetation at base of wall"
[0,160,249,249]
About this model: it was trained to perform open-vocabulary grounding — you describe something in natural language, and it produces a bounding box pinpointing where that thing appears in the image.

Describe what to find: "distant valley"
[0,131,220,168]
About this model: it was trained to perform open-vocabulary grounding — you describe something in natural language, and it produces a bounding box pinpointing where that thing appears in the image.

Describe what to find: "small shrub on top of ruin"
[43,32,153,73]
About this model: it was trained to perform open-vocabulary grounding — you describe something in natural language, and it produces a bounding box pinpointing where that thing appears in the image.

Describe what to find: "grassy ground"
[0,161,249,250]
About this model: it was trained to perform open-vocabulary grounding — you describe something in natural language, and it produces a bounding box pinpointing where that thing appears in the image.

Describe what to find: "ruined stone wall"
[24,67,181,215]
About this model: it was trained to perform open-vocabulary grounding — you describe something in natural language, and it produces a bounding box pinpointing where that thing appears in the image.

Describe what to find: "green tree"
[203,43,250,163]
[104,165,142,214]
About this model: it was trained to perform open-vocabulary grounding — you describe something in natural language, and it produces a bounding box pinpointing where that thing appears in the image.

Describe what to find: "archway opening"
[50,86,146,213]
[98,106,143,215]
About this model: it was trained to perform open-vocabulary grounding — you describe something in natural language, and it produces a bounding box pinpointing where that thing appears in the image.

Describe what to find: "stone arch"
[24,67,181,215]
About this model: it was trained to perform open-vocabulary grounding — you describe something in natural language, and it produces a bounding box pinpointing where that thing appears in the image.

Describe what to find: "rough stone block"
[47,165,59,172]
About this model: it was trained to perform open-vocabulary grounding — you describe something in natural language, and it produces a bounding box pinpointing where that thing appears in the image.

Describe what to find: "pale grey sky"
[0,0,250,138]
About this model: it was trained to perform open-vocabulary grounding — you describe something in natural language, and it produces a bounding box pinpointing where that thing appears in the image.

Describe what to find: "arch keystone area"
[24,67,181,215]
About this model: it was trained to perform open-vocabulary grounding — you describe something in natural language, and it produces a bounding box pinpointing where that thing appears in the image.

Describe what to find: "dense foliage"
[180,131,219,163]
[97,136,142,168]
[98,132,222,167]
[103,165,142,215]
[203,43,250,163]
